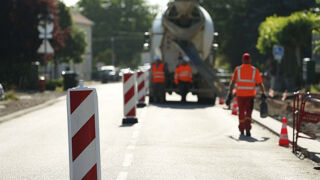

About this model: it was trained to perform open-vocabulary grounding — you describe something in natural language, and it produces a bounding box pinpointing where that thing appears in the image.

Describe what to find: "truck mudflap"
[177,42,227,97]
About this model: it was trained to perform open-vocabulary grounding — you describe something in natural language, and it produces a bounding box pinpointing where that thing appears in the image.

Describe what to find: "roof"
[71,11,94,26]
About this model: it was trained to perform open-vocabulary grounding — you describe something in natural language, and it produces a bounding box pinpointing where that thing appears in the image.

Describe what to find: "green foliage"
[77,0,154,68]
[310,83,320,93]
[94,49,113,65]
[0,0,64,88]
[200,0,315,70]
[45,78,63,91]
[257,11,317,83]
[214,56,231,70]
[257,12,316,57]
[68,27,88,64]
[3,91,19,101]
[55,2,87,64]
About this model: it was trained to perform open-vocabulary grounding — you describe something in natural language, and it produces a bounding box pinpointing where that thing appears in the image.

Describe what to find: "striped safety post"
[67,81,101,180]
[123,71,138,124]
[145,70,150,95]
[136,70,146,108]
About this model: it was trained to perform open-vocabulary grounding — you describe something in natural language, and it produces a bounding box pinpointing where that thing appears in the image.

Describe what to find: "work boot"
[246,130,251,137]
[240,130,244,136]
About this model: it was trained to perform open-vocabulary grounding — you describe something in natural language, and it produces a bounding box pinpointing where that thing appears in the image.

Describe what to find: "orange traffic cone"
[279,117,290,147]
[231,102,238,115]
[219,98,224,105]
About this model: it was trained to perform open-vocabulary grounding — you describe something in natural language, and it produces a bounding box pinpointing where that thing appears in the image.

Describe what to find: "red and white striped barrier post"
[145,70,150,95]
[67,81,101,180]
[123,72,138,124]
[137,71,146,108]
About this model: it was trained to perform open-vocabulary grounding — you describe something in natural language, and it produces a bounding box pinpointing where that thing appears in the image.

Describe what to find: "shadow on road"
[228,135,270,143]
[119,123,136,128]
[149,101,213,109]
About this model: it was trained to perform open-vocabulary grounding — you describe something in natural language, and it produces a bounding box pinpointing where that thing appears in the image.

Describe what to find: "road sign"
[37,40,54,54]
[39,34,52,39]
[273,45,284,62]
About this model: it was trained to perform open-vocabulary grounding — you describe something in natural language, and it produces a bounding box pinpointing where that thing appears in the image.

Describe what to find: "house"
[68,11,94,80]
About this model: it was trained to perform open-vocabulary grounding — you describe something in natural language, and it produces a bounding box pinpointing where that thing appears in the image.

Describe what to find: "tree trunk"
[54,59,59,79]
[295,45,301,66]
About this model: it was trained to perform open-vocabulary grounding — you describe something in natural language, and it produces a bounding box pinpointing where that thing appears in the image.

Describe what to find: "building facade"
[68,11,94,80]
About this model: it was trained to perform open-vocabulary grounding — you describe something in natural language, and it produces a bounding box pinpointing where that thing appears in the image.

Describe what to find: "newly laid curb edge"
[0,96,65,123]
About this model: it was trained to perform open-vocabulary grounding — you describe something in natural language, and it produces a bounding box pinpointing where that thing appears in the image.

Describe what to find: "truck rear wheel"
[197,95,216,105]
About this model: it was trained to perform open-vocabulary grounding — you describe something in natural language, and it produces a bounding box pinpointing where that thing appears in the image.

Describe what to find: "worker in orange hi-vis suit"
[226,53,266,137]
[151,55,167,103]
[174,56,193,102]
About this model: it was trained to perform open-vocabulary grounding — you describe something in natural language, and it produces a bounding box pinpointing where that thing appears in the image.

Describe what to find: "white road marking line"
[116,172,128,180]
[132,131,139,139]
[123,153,133,167]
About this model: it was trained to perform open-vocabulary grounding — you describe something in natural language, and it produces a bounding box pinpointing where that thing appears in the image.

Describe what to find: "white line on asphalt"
[116,171,128,180]
[123,153,133,167]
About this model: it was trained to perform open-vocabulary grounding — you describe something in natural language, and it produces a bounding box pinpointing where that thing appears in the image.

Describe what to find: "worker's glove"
[226,93,232,106]
[261,93,267,101]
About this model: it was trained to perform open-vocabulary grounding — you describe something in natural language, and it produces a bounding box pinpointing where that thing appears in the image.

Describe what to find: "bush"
[3,91,19,101]
[45,79,63,91]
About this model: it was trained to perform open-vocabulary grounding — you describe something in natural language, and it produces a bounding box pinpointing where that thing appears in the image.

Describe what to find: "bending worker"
[226,53,266,137]
[174,56,193,102]
[151,55,167,103]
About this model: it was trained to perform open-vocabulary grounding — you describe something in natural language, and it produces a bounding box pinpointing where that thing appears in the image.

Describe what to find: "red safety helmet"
[242,53,251,64]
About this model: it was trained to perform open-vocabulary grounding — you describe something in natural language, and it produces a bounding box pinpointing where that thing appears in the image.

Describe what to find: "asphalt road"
[0,82,318,179]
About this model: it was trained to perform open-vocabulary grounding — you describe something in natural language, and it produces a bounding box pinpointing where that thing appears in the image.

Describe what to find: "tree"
[257,11,316,86]
[53,2,87,78]
[200,0,315,70]
[77,0,154,68]
[0,0,65,88]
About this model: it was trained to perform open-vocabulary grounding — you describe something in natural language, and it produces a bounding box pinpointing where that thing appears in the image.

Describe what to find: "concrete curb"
[252,110,320,164]
[0,96,65,123]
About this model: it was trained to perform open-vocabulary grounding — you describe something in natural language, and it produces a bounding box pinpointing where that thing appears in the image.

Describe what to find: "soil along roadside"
[0,91,66,118]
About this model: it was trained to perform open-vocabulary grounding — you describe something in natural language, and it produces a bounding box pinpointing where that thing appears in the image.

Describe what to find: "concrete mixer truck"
[147,0,226,104]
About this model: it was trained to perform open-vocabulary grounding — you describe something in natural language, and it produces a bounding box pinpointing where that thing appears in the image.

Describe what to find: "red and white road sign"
[67,87,101,180]
[137,71,146,106]
[123,72,138,123]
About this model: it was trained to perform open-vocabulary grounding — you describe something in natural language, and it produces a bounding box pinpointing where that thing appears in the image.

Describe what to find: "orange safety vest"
[174,64,193,84]
[234,64,259,97]
[152,63,165,83]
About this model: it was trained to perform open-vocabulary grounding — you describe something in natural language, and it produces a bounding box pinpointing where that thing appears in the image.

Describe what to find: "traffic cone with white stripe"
[279,117,289,147]
[219,97,224,105]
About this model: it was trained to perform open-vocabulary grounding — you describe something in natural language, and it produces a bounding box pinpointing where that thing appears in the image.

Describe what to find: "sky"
[61,0,169,10]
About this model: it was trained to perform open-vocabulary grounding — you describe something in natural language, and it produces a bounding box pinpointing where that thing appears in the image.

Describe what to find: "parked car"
[99,66,120,83]
[0,83,4,100]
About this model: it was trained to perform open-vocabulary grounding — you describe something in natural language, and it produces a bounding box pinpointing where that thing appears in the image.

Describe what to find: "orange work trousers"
[237,96,254,131]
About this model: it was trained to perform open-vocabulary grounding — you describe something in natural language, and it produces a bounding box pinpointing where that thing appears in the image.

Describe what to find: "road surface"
[0,82,318,179]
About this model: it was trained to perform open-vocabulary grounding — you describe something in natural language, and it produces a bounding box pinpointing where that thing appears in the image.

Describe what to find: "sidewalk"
[0,81,100,123]
[252,110,320,163]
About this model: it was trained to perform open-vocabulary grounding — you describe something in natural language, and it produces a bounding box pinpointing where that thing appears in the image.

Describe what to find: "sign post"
[273,45,284,78]
[37,14,54,78]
